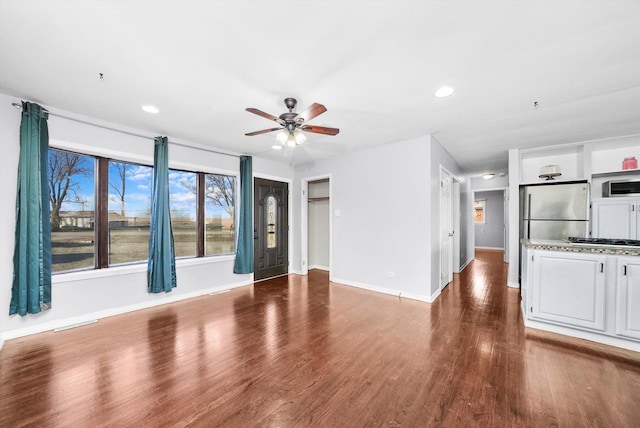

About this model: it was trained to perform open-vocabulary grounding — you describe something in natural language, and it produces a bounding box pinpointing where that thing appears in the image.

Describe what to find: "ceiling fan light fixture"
[434,86,454,98]
[285,134,297,148]
[276,129,289,144]
[293,129,307,145]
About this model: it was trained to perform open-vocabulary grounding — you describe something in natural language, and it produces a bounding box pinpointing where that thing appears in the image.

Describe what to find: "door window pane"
[108,161,152,265]
[169,169,197,257]
[267,195,277,248]
[49,149,96,272]
[205,174,236,256]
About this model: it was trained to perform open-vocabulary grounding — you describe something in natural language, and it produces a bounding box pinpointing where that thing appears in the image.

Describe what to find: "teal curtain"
[147,136,177,293]
[10,102,52,316]
[234,156,253,274]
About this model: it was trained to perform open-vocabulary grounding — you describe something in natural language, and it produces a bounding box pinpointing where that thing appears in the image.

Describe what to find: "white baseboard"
[330,277,433,303]
[475,246,504,251]
[0,337,4,351]
[459,258,473,272]
[0,279,252,342]
[309,265,329,271]
[507,281,520,288]
[524,318,640,353]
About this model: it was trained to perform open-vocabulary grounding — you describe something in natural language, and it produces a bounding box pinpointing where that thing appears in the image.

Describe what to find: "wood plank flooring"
[1,249,639,427]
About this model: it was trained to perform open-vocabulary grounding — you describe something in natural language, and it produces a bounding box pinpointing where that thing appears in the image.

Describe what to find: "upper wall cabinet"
[591,198,639,240]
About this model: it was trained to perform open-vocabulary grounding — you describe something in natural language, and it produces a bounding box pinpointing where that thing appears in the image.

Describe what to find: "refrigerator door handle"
[526,194,532,239]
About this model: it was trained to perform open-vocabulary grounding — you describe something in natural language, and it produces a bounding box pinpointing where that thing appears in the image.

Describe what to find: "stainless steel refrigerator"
[520,182,590,240]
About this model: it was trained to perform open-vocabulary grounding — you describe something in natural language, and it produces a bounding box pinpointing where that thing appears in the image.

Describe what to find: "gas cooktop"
[566,237,640,247]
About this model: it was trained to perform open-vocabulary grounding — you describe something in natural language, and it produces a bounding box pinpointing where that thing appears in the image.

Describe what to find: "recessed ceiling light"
[434,86,454,98]
[272,145,283,150]
[141,105,159,114]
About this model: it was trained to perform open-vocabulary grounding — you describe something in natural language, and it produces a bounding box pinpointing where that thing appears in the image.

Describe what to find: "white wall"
[293,135,470,302]
[0,92,294,342]
[508,148,522,287]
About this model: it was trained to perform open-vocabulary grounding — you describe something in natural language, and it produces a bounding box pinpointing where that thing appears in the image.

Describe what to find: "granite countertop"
[521,239,640,256]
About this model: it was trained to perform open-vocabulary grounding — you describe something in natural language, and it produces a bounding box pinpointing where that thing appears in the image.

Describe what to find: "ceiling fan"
[245,97,339,147]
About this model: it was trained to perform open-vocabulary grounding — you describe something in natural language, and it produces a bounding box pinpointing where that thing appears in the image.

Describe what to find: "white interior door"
[440,167,454,290]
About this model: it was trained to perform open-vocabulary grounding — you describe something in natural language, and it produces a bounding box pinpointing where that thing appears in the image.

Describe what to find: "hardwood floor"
[1,249,639,427]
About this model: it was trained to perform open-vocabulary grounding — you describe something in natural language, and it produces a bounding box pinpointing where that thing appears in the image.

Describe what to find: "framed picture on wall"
[474,200,485,224]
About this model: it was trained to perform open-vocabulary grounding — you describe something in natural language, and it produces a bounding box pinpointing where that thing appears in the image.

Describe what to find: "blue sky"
[53,152,233,220]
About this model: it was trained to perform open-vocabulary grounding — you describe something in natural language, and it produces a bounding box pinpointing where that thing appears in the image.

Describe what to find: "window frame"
[474,199,486,224]
[48,146,238,275]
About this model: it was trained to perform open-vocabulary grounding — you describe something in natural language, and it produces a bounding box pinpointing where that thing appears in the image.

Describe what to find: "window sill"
[52,255,236,284]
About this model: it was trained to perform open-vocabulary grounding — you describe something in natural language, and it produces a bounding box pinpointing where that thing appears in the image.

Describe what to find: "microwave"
[603,180,640,197]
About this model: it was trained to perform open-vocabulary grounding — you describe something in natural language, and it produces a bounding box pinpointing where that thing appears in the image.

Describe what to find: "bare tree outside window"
[179,174,235,218]
[48,149,95,272]
[205,174,235,219]
[205,173,236,255]
[108,161,152,265]
[109,162,129,217]
[48,150,93,231]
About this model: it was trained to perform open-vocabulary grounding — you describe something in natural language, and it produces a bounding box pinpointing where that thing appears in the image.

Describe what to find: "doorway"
[254,178,289,281]
[473,188,508,263]
[300,175,332,277]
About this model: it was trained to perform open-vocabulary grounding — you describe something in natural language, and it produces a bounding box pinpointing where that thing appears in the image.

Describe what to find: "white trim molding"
[0,279,252,342]
[331,277,433,303]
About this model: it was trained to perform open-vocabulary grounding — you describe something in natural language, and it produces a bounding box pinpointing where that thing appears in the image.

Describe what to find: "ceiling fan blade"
[245,127,282,136]
[246,108,285,125]
[295,103,327,123]
[301,125,340,136]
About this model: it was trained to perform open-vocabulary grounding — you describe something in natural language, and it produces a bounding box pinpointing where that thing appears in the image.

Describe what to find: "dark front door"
[254,178,288,281]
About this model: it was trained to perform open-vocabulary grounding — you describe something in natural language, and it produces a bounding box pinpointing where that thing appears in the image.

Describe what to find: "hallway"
[1,250,639,426]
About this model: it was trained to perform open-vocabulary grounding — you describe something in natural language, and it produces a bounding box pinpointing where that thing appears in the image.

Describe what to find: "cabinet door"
[637,201,640,240]
[531,251,607,331]
[591,200,636,239]
[616,257,640,340]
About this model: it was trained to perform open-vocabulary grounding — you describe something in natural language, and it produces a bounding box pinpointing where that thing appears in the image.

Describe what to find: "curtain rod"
[11,102,242,159]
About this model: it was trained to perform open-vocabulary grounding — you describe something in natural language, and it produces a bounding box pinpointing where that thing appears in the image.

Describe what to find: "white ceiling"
[1,1,640,175]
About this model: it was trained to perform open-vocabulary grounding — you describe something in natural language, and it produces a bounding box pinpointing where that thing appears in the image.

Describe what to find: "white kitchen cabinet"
[591,198,639,239]
[616,257,640,340]
[530,251,607,331]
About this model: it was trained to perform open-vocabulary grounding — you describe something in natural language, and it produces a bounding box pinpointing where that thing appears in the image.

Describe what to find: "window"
[108,161,152,265]
[474,200,486,224]
[49,149,96,272]
[169,169,197,258]
[205,173,236,256]
[48,147,237,273]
